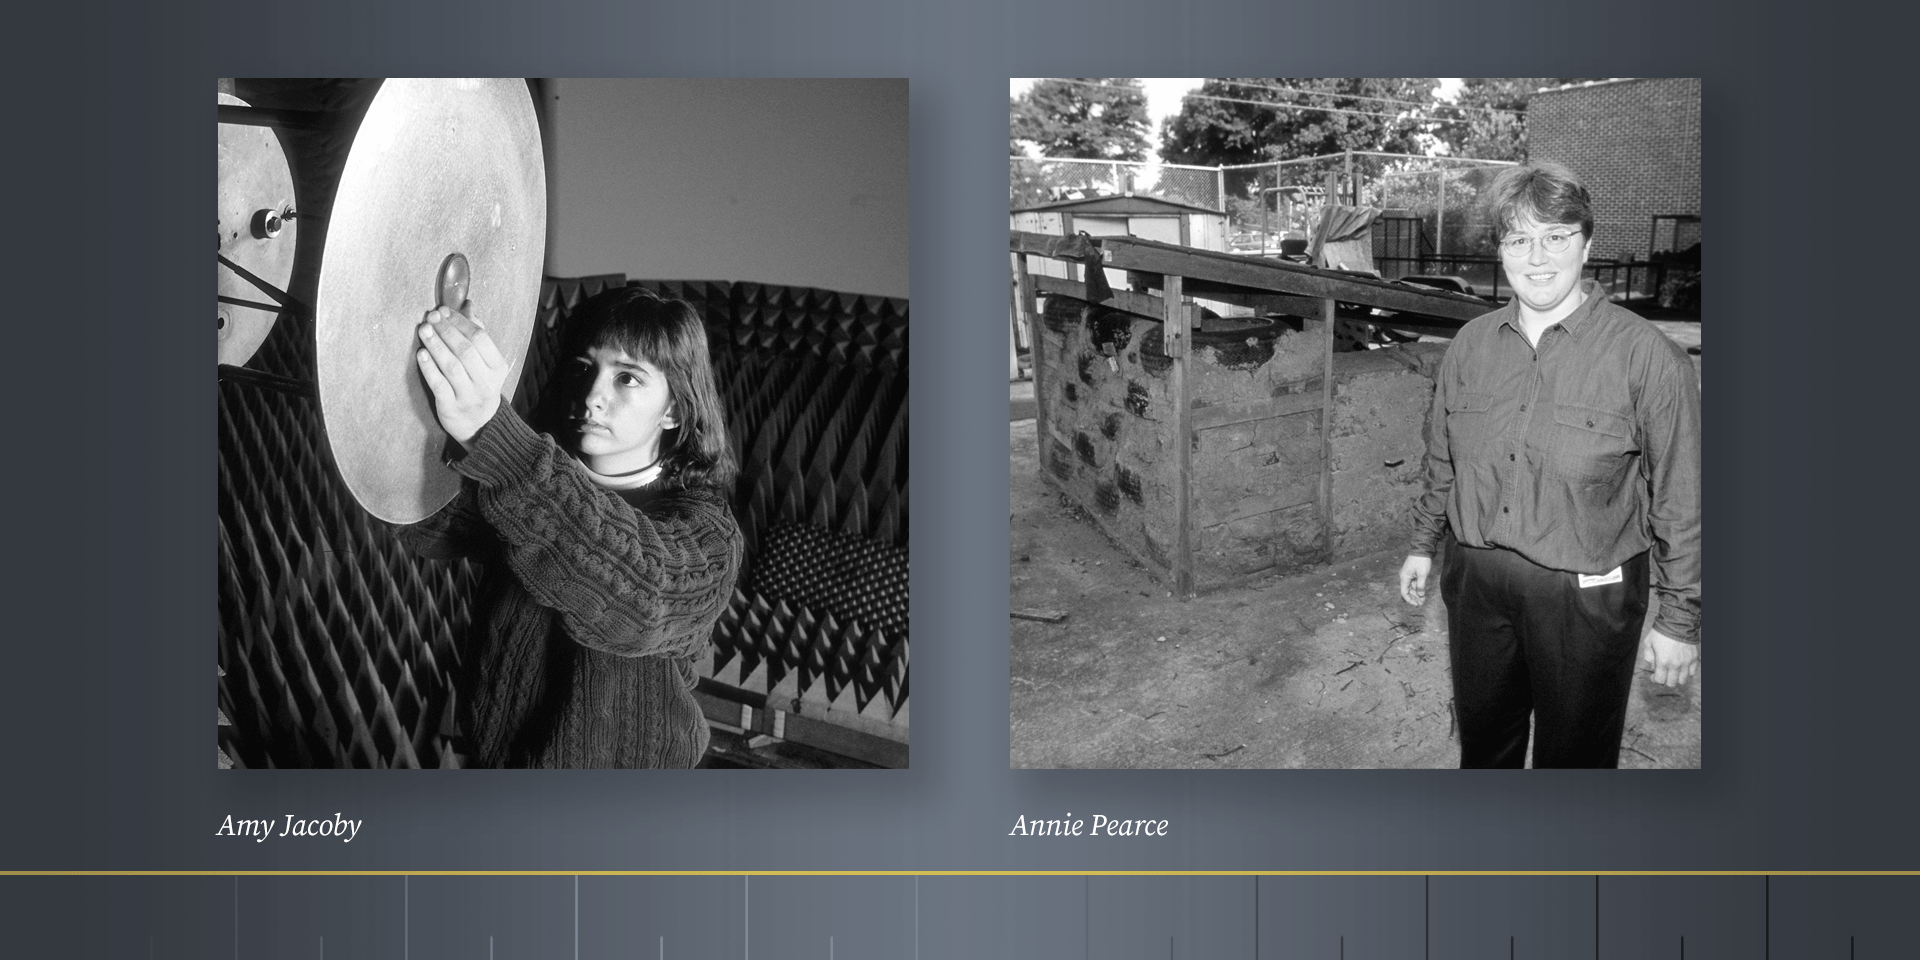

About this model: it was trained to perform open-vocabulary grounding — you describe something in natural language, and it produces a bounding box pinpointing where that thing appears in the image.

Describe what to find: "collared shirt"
[1410,280,1701,643]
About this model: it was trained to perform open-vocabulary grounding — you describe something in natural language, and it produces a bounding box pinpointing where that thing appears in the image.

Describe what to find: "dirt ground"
[1009,346,1704,769]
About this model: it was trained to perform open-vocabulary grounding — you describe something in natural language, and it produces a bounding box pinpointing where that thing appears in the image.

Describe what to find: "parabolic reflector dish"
[216,92,298,366]
[313,78,547,524]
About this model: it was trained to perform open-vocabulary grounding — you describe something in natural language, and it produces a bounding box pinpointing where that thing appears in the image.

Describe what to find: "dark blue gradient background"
[2,0,1911,937]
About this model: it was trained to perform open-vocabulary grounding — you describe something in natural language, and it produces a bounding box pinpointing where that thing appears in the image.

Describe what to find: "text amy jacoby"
[215,813,363,843]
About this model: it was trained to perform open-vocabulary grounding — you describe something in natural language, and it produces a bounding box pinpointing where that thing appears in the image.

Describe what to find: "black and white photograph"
[217,78,909,769]
[1009,78,1700,769]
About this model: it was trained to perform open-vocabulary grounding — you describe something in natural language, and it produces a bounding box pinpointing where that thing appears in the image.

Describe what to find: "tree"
[1010,79,1152,161]
[1440,78,1606,161]
[1158,78,1441,167]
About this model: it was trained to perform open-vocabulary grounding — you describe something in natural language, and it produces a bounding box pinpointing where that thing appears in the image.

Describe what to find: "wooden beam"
[1032,275,1166,319]
[1172,281,1328,318]
[1008,272,1022,379]
[1318,297,1336,560]
[1193,475,1321,529]
[1010,229,1106,261]
[1190,390,1324,431]
[1013,230,1492,321]
[1104,238,1491,320]
[1012,252,1051,472]
[1167,273,1193,600]
[1371,318,1471,340]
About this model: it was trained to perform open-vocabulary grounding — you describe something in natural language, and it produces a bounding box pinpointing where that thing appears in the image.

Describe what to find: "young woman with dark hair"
[402,288,742,768]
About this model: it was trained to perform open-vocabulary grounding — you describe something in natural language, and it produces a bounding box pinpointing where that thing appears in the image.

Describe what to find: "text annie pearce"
[216,813,363,843]
[1009,813,1169,837]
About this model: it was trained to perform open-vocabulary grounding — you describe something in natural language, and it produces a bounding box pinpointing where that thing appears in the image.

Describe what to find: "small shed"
[1011,194,1232,377]
[1013,193,1227,243]
[1012,194,1229,291]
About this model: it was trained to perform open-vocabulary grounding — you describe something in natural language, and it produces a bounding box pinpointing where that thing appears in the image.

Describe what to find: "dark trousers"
[1442,542,1649,768]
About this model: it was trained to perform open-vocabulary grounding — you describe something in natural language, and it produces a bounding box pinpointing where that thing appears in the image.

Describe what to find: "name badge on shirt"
[1578,566,1623,588]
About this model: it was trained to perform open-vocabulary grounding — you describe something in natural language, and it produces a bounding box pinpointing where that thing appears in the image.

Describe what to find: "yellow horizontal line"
[3,871,1918,877]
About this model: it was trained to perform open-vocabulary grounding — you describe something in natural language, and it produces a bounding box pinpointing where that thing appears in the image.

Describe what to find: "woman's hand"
[415,301,513,444]
[1398,555,1432,606]
[1640,628,1700,687]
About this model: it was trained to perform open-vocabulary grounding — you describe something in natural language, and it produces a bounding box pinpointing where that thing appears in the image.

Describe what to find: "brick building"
[1527,78,1701,262]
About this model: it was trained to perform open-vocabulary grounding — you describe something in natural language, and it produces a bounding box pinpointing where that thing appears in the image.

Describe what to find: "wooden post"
[1165,274,1194,599]
[1435,168,1446,260]
[1012,252,1049,467]
[1319,296,1336,560]
[1007,274,1021,381]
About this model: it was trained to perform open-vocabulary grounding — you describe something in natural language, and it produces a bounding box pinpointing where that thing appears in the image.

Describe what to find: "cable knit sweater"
[399,406,743,768]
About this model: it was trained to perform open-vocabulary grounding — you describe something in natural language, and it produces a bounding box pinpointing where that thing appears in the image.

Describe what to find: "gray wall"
[540,78,909,299]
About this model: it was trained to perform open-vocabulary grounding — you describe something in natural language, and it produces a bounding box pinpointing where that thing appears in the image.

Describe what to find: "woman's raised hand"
[415,301,513,444]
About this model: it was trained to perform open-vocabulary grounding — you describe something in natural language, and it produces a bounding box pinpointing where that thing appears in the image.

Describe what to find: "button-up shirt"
[1410,280,1701,643]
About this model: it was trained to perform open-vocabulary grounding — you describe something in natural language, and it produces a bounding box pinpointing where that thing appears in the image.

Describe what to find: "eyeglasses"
[1498,229,1582,257]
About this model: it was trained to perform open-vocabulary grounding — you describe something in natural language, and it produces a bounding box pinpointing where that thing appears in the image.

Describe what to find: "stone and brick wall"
[1035,296,1444,591]
[1527,78,1701,262]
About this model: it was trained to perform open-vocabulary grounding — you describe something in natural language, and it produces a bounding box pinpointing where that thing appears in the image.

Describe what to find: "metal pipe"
[215,104,331,132]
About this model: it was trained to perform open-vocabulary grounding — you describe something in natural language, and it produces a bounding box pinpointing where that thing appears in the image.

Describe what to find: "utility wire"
[1035,78,1517,126]
[1210,78,1529,117]
[1175,89,1473,126]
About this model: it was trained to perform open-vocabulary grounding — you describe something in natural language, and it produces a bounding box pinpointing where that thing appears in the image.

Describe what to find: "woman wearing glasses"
[1396,161,1701,768]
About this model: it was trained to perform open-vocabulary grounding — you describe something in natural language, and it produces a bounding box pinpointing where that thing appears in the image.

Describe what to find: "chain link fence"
[1010,157,1221,212]
[1009,151,1694,313]
[1219,153,1515,262]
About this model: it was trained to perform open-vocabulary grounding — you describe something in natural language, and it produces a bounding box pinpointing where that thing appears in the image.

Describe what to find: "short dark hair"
[556,287,737,491]
[1483,160,1594,242]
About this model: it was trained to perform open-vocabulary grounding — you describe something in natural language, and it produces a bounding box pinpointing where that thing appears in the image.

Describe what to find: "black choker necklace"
[589,457,660,479]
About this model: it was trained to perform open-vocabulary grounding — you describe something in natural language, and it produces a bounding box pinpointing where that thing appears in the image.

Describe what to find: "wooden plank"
[1014,230,1491,321]
[1193,475,1321,529]
[1032,275,1165,318]
[1191,390,1324,431]
[1008,271,1022,379]
[1011,229,1105,261]
[1174,281,1328,318]
[1105,238,1491,320]
[1167,273,1193,599]
[1011,608,1070,623]
[1318,296,1336,558]
[1371,318,1471,339]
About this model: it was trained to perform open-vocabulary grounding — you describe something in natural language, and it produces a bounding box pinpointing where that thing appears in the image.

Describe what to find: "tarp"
[1029,232,1114,304]
[1310,206,1382,273]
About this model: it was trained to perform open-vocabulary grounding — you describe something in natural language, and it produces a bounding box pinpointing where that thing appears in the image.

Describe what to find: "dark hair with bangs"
[1483,160,1595,243]
[553,287,736,491]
